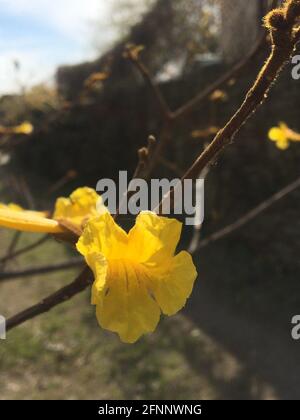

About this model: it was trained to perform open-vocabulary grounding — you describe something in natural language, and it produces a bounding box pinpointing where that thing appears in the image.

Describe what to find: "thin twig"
[0,235,49,264]
[126,26,268,123]
[156,2,300,212]
[0,258,84,282]
[125,46,172,120]
[0,231,22,271]
[115,135,156,217]
[196,175,300,250]
[172,35,266,120]
[6,267,92,332]
[140,120,173,180]
[125,1,277,180]
[46,170,78,196]
[126,33,266,180]
[172,0,278,120]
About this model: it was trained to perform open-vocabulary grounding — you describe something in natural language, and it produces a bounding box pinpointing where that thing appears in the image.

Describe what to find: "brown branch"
[172,33,267,120]
[145,121,173,178]
[115,135,157,217]
[196,175,300,250]
[6,267,92,332]
[172,0,279,120]
[0,235,49,264]
[0,231,22,270]
[133,135,157,178]
[126,25,269,123]
[46,170,78,196]
[125,46,172,121]
[125,32,267,181]
[183,54,296,177]
[155,1,300,212]
[124,1,278,181]
[0,258,83,282]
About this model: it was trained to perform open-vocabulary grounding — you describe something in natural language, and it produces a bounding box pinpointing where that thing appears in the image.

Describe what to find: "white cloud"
[0,0,115,94]
[0,0,108,42]
[0,49,54,93]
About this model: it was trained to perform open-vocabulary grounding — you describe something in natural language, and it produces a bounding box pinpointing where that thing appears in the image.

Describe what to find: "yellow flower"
[123,43,145,61]
[53,187,107,230]
[209,89,227,102]
[268,122,300,150]
[0,203,23,212]
[84,72,109,89]
[0,202,46,216]
[76,211,197,343]
[0,204,61,233]
[0,187,106,235]
[0,121,34,135]
[13,122,34,135]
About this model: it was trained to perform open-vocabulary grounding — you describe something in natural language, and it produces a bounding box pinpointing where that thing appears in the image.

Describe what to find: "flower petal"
[96,260,161,343]
[149,251,197,316]
[0,208,63,233]
[268,127,286,143]
[276,138,289,150]
[54,187,106,229]
[14,121,34,135]
[76,212,128,260]
[0,202,47,217]
[128,211,182,264]
[0,203,23,212]
[88,253,108,305]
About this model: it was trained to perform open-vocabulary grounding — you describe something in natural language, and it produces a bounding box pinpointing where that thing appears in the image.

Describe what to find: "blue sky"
[0,0,114,94]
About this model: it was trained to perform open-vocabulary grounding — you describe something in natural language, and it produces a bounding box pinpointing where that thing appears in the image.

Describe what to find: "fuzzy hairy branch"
[156,0,300,212]
[125,1,278,179]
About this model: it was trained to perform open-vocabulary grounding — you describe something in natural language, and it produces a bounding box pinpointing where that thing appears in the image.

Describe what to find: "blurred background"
[1,0,300,400]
